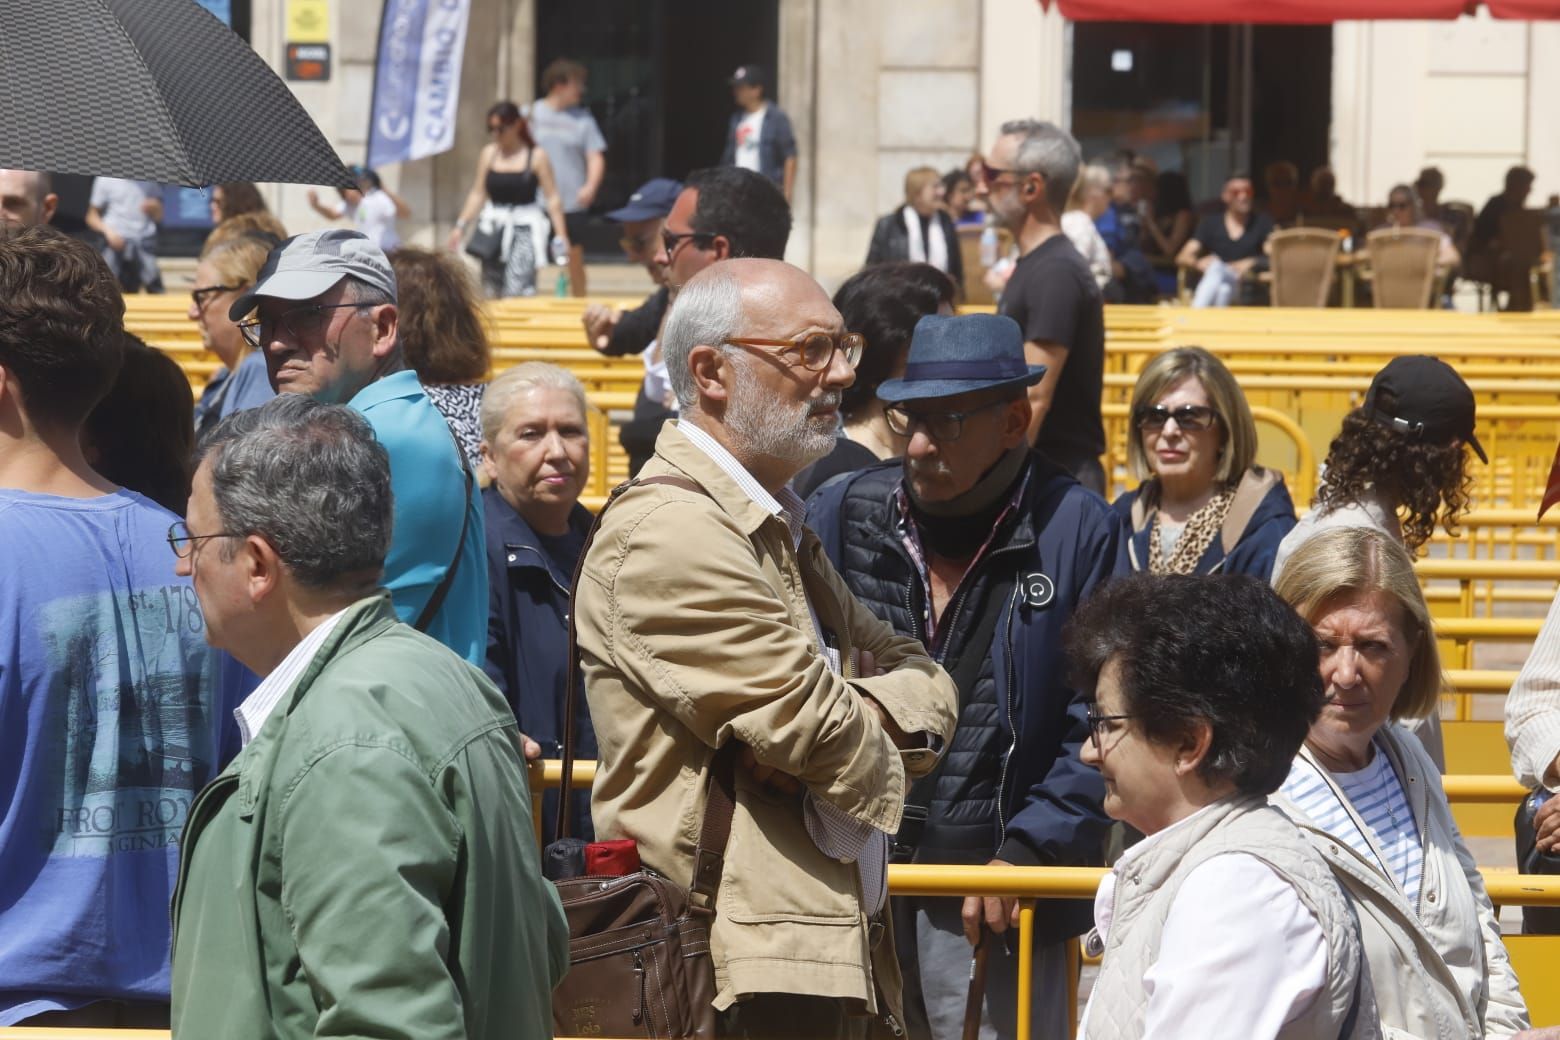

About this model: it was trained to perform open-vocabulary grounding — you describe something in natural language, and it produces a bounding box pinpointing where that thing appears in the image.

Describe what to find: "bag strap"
[415,426,475,634]
[555,473,709,843]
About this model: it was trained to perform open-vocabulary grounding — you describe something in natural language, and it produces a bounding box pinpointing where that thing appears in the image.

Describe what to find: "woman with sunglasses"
[1068,572,1373,1039]
[1374,183,1460,269]
[446,100,569,298]
[188,230,278,439]
[1113,346,1295,579]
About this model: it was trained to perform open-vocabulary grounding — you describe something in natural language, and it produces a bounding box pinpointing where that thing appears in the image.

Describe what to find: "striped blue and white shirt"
[1281,742,1424,910]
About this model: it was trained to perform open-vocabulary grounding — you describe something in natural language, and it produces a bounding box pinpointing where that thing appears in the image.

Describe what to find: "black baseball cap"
[1362,355,1486,463]
[729,64,765,88]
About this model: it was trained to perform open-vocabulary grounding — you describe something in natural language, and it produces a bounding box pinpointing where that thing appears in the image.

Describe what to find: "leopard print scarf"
[1148,489,1235,575]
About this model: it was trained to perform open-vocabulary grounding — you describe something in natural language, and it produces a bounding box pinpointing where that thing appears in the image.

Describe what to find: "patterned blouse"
[423,382,485,470]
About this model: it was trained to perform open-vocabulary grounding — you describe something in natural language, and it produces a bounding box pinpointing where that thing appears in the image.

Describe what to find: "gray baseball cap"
[229,228,397,321]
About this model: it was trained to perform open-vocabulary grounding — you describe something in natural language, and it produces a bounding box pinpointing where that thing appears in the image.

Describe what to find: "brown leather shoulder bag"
[549,474,730,1040]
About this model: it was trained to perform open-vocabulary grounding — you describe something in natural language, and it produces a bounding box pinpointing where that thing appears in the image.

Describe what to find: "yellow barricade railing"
[9,859,1551,1040]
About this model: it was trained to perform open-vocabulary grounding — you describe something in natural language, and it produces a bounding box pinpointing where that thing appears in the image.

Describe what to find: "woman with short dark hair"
[1068,572,1373,1039]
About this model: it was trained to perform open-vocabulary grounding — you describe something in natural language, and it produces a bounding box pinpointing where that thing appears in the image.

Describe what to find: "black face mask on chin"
[904,444,1028,560]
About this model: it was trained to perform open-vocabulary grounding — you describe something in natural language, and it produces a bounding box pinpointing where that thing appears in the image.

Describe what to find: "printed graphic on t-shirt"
[37,585,217,858]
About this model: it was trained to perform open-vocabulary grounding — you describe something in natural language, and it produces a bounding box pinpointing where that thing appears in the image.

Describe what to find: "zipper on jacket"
[631,949,647,1025]
[995,582,1023,847]
[508,543,571,598]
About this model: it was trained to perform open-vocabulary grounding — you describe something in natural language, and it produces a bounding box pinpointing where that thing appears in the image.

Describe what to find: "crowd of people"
[2,99,1560,1040]
[871,145,1551,313]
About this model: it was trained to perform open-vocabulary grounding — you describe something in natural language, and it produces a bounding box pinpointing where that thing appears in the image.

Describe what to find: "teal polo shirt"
[349,370,486,665]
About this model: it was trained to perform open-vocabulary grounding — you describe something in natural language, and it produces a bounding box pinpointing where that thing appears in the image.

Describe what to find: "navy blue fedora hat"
[875,313,1045,403]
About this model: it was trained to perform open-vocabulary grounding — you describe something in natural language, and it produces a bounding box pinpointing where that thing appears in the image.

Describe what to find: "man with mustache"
[807,312,1126,1040]
[574,258,958,1038]
[232,229,485,665]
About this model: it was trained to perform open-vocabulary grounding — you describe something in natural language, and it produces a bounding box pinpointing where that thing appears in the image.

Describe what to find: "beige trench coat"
[575,424,958,1027]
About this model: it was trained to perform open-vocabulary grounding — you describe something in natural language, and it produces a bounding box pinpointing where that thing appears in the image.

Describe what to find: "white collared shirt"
[234,608,351,746]
[1079,804,1327,1039]
[674,421,889,912]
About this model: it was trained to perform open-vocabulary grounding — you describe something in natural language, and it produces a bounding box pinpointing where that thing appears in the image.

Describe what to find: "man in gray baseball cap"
[231,228,487,666]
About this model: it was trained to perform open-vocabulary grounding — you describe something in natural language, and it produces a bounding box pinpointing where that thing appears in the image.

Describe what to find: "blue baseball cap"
[605,178,683,223]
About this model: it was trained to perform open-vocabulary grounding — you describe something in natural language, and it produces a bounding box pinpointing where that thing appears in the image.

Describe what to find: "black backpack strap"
[414,427,474,634]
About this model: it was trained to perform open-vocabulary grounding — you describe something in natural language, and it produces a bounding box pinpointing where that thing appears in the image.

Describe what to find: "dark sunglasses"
[726,331,865,372]
[1133,404,1219,432]
[190,283,242,309]
[980,161,1021,185]
[237,301,370,348]
[661,228,717,257]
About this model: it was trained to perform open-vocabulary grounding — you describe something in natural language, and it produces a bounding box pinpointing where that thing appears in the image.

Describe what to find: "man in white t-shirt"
[86,177,163,293]
[720,64,797,202]
[306,166,409,252]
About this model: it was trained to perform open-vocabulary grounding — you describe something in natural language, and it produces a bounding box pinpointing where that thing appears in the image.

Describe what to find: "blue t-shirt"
[0,488,239,1023]
[349,370,486,665]
[192,348,276,439]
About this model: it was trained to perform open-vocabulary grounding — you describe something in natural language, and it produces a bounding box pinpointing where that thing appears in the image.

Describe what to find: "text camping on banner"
[366,0,471,168]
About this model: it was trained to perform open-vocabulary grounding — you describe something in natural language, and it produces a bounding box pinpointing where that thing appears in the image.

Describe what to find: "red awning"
[1045,0,1560,21]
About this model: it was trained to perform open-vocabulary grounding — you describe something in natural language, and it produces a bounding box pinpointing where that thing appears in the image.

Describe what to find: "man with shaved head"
[0,170,57,227]
[574,258,957,1038]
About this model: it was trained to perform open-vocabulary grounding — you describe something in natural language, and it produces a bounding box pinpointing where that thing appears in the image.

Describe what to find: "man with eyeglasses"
[575,258,957,1038]
[1175,173,1274,309]
[230,228,486,666]
[0,226,239,1028]
[606,166,791,476]
[168,395,567,1040]
[808,312,1124,1040]
[977,119,1108,496]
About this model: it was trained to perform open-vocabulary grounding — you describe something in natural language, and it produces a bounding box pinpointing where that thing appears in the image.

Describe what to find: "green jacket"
[170,595,568,1039]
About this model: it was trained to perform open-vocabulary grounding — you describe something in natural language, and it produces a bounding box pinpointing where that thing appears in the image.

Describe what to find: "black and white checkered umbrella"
[0,0,352,187]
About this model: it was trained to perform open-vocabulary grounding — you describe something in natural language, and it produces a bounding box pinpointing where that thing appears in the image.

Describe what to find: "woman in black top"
[447,101,569,298]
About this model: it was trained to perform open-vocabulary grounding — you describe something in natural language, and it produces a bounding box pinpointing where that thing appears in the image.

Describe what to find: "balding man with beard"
[574,258,958,1039]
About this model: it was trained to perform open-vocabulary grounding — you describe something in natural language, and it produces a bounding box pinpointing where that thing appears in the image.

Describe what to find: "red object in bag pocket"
[585,839,641,877]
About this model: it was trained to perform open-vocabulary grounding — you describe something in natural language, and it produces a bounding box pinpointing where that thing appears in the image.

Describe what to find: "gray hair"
[343,275,395,308]
[999,118,1082,215]
[480,362,589,445]
[661,264,746,410]
[197,395,392,592]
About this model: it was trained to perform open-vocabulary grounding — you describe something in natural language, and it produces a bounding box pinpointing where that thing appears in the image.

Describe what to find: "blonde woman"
[1274,527,1528,1039]
[1112,346,1295,578]
[1062,163,1114,291]
[865,165,964,286]
[187,229,279,438]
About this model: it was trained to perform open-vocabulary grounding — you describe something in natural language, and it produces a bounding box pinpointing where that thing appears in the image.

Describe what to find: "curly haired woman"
[1272,355,1485,770]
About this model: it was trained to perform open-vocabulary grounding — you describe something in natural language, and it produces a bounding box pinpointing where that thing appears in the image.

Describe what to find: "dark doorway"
[1071,21,1331,207]
[536,0,779,260]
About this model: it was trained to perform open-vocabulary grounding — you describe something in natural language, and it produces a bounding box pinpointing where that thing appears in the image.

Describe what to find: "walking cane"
[962,929,989,1040]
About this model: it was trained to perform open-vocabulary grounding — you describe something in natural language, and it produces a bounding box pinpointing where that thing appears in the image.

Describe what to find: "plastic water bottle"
[550,236,570,297]
[979,223,999,268]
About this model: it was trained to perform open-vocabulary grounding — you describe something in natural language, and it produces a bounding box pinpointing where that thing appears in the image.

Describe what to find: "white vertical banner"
[366,0,471,168]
